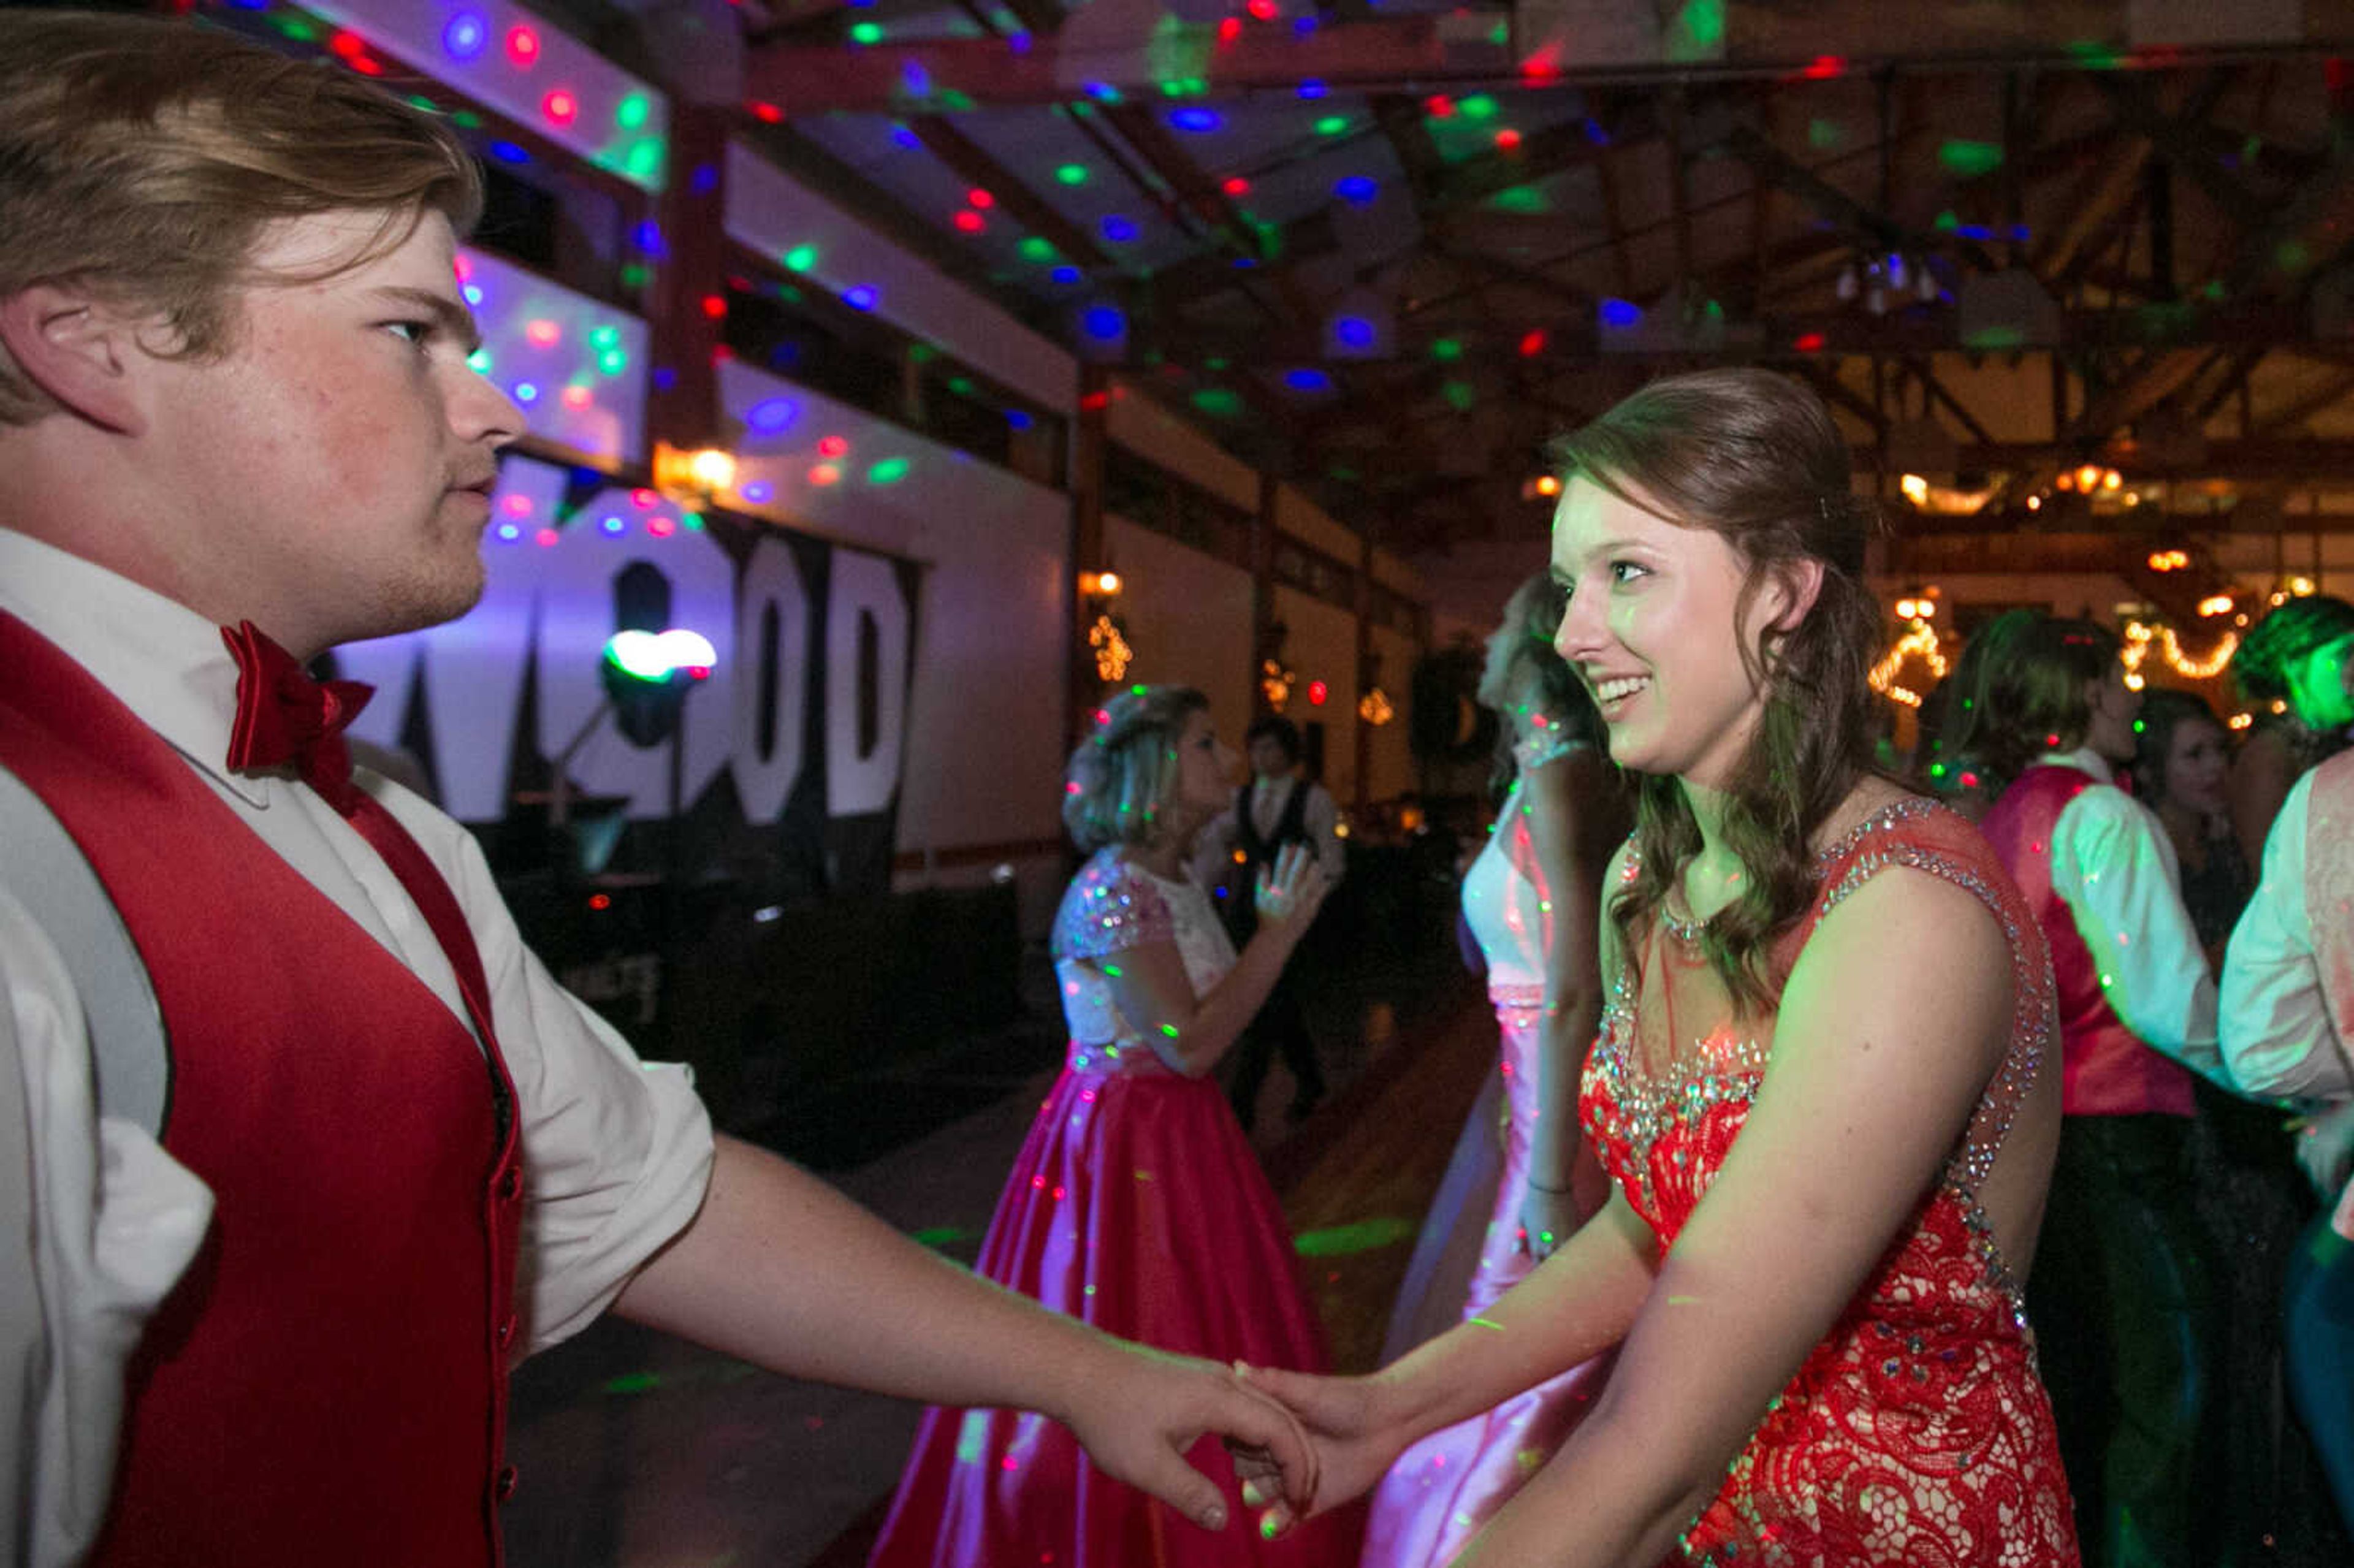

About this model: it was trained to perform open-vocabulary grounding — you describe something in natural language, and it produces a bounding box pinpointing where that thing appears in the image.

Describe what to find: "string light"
[1089,614,1132,681]
[1869,617,1948,707]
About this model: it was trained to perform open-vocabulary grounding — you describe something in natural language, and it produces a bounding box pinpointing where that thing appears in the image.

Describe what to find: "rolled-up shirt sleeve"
[2051,784,2225,1082]
[404,800,717,1353]
[2221,769,2354,1101]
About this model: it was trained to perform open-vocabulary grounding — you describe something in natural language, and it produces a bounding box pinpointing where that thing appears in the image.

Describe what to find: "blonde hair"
[0,11,483,424]
[1062,686,1209,852]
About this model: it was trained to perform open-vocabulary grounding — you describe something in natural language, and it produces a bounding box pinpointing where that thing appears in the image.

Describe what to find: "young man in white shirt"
[0,15,1306,1563]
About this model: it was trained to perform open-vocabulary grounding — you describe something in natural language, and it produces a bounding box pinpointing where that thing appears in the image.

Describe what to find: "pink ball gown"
[1362,731,1612,1568]
[867,848,1360,1568]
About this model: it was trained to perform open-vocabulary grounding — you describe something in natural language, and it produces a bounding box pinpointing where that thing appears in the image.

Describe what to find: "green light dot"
[272,15,318,41]
[615,93,650,131]
[1056,164,1091,186]
[623,140,665,182]
[451,110,481,131]
[850,20,884,43]
[597,347,629,375]
[1442,379,1476,411]
[1160,1024,1179,1038]
[619,263,650,289]
[1018,236,1059,262]
[1190,387,1244,417]
[1103,964,1122,977]
[783,243,818,272]
[467,348,493,374]
[947,376,975,395]
[1938,139,2004,178]
[1457,94,1497,121]
[1314,115,1349,135]
[406,95,440,114]
[1431,337,1463,361]
[681,511,704,530]
[867,457,912,485]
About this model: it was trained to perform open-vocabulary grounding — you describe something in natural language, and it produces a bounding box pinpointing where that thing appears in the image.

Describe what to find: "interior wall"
[1105,516,1255,731]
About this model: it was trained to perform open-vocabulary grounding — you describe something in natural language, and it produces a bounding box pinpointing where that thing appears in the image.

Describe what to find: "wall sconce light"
[652,441,737,506]
[1079,569,1123,598]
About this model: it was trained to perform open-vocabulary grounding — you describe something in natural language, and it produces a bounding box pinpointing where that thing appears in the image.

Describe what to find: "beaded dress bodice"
[1051,848,1236,1073]
[1460,728,1585,995]
[1579,798,2079,1566]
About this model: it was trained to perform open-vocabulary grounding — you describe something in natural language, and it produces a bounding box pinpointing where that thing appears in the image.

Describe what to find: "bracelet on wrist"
[1525,1177,1574,1194]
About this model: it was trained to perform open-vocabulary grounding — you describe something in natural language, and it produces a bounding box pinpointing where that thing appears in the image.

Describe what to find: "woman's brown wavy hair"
[1550,368,1881,1014]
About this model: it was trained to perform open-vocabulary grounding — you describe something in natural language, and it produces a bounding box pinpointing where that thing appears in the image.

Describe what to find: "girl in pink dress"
[1363,575,1627,1567]
[1243,369,2079,1567]
[869,686,1360,1568]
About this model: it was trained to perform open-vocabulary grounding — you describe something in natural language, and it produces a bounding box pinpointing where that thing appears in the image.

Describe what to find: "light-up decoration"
[303,0,669,190]
[1358,687,1394,725]
[457,246,648,463]
[1868,617,1948,709]
[1306,679,1329,706]
[1260,658,1296,712]
[2124,619,2239,682]
[1089,614,1132,682]
[606,629,718,682]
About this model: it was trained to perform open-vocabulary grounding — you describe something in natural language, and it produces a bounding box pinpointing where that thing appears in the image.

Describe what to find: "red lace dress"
[1578,799,2081,1566]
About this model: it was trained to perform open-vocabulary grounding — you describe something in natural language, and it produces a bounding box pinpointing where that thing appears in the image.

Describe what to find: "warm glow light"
[2101,469,2123,492]
[1089,613,1132,682]
[2027,495,2043,511]
[1900,474,1929,506]
[2075,464,2103,492]
[2198,595,2235,618]
[1080,570,1124,597]
[687,447,736,494]
[1536,474,1561,497]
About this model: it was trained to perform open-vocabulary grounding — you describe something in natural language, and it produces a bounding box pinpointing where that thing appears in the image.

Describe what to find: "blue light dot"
[844,285,879,311]
[512,381,539,403]
[742,482,774,502]
[1050,265,1082,284]
[1170,107,1222,132]
[488,141,531,166]
[1292,14,1317,32]
[747,397,801,434]
[1599,297,1640,327]
[1007,409,1034,430]
[633,221,664,254]
[495,523,520,541]
[1334,316,1374,348]
[690,164,718,195]
[1102,215,1138,242]
[1335,175,1377,204]
[1008,30,1032,52]
[442,13,487,58]
[890,123,922,150]
[1284,368,1330,392]
[600,515,625,535]
[1083,305,1126,341]
[652,367,677,391]
[1297,79,1327,99]
[461,284,484,306]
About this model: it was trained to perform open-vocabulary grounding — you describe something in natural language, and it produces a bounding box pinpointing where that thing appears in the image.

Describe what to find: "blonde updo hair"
[1063,685,1211,852]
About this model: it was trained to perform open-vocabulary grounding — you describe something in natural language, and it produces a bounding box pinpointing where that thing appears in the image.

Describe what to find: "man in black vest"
[1198,717,1342,1130]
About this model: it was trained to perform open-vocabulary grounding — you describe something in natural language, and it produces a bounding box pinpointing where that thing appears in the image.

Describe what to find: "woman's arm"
[1453,862,2015,1566]
[1519,751,1620,1250]
[1098,845,1328,1077]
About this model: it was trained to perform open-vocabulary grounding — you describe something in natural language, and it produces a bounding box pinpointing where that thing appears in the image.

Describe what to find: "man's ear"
[0,286,152,434]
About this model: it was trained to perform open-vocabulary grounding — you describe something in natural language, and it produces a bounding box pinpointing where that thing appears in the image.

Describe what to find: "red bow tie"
[221,620,376,815]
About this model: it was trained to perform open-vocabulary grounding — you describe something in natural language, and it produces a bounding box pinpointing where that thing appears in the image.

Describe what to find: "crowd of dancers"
[870,370,2354,1568]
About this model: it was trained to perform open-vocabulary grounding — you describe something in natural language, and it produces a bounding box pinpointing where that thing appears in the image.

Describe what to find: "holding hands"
[1063,1342,1322,1531]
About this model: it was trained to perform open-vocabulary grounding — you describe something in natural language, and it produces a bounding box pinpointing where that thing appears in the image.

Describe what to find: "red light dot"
[1246,0,1279,18]
[1424,94,1455,117]
[649,517,676,538]
[542,89,578,126]
[525,319,561,348]
[700,294,728,320]
[1217,16,1241,40]
[348,56,384,76]
[1221,175,1251,196]
[967,188,995,209]
[632,489,660,509]
[1307,680,1328,706]
[561,385,592,410]
[817,435,850,457]
[328,29,365,57]
[1793,331,1826,352]
[953,209,986,233]
[535,528,560,547]
[1080,390,1111,412]
[501,494,533,517]
[1518,329,1547,357]
[1494,127,1523,150]
[1804,53,1847,78]
[588,892,612,910]
[505,26,539,65]
[808,462,841,487]
[752,101,784,123]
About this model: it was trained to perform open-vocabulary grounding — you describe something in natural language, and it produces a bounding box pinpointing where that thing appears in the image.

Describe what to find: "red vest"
[1981,764,2196,1117]
[0,611,522,1564]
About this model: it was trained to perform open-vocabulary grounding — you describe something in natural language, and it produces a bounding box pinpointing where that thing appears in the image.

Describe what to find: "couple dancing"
[875,370,2079,1567]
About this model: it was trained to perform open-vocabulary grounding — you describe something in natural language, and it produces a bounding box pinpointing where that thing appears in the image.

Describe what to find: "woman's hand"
[2293,1100,2354,1200]
[1253,842,1331,935]
[1231,1363,1414,1534]
[1518,1182,1581,1263]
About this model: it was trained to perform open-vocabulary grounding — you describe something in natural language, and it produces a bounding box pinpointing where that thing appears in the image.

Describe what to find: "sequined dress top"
[1579,799,2081,1566]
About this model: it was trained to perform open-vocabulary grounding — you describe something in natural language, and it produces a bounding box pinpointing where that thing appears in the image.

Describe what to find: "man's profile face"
[139,207,522,654]
[1247,735,1290,780]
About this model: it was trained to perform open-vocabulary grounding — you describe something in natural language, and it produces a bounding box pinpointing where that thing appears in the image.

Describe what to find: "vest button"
[495,1463,519,1502]
[496,1166,521,1201]
[497,1313,517,1349]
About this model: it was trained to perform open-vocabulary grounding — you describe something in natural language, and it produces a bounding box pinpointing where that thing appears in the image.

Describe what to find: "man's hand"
[1518,1184,1580,1264]
[1060,1345,1319,1531]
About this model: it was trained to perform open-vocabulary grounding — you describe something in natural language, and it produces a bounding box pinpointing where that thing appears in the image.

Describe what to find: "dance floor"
[501,948,1491,1568]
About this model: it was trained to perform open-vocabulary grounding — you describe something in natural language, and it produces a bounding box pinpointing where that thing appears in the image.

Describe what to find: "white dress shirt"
[0,528,715,1564]
[2040,747,2225,1081]
[2220,764,2354,1102]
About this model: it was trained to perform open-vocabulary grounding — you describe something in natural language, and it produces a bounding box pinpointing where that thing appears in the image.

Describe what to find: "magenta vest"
[0,611,522,1565]
[1981,764,2196,1118]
